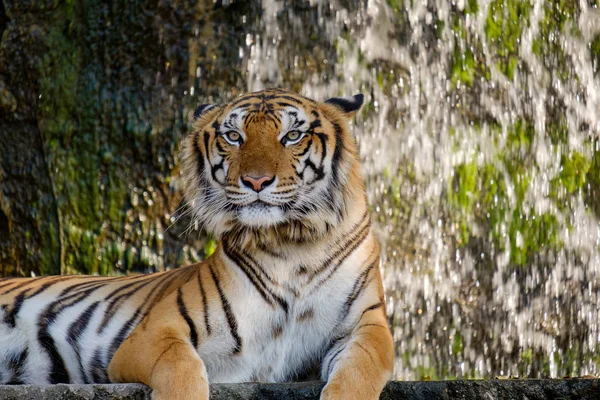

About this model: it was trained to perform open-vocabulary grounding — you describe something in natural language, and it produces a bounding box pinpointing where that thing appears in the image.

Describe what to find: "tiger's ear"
[193,104,217,120]
[324,94,364,118]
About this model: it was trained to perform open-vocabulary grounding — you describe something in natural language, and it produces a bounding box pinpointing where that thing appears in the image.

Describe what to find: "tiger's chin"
[237,202,286,228]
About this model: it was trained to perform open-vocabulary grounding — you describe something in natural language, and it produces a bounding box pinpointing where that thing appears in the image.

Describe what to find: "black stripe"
[211,160,225,183]
[97,275,161,334]
[293,119,306,128]
[270,112,282,123]
[194,131,205,178]
[295,138,313,157]
[240,250,277,285]
[208,263,242,354]
[356,323,388,332]
[90,348,108,383]
[315,133,328,163]
[264,113,280,127]
[203,132,211,160]
[6,347,28,385]
[3,276,74,328]
[342,258,378,317]
[236,248,288,314]
[177,288,199,348]
[103,276,149,300]
[67,301,100,344]
[307,211,369,282]
[0,281,19,291]
[331,121,344,186]
[107,309,141,367]
[302,159,325,183]
[26,276,77,298]
[3,292,25,328]
[38,286,103,384]
[106,271,180,364]
[59,279,111,296]
[309,118,322,131]
[233,101,253,109]
[223,244,274,306]
[361,301,384,317]
[223,242,288,314]
[215,139,227,154]
[35,278,122,383]
[325,345,345,378]
[276,95,303,104]
[276,101,296,108]
[257,241,283,258]
[67,301,100,384]
[312,223,371,290]
[197,270,211,335]
[135,271,180,323]
[0,280,33,296]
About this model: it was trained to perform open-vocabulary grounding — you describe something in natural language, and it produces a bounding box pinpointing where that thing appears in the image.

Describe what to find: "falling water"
[243,0,600,380]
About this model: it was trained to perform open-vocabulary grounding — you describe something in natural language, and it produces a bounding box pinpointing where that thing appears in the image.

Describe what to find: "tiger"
[0,88,394,400]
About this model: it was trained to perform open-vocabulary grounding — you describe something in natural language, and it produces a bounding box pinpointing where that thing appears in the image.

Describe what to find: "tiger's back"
[0,267,194,384]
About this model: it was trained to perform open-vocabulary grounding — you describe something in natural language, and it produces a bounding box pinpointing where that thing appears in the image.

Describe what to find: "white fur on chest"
[201,240,372,383]
[203,292,344,383]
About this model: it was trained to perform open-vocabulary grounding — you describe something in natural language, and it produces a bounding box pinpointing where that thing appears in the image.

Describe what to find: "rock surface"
[0,380,598,400]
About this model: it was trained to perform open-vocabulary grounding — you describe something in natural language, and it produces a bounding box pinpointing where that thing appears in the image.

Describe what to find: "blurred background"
[1,0,599,381]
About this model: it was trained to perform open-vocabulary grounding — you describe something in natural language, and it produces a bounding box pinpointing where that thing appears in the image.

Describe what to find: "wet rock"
[0,380,598,400]
[0,80,16,112]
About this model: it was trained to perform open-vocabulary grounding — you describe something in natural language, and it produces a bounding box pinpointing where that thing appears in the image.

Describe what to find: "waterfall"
[245,0,600,379]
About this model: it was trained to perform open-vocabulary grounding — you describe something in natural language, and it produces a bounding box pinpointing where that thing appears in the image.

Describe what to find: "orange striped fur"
[0,89,393,400]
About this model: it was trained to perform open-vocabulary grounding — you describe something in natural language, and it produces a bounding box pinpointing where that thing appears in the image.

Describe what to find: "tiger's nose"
[241,175,275,192]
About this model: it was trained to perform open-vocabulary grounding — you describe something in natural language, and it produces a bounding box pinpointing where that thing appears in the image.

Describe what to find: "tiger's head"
[181,88,366,244]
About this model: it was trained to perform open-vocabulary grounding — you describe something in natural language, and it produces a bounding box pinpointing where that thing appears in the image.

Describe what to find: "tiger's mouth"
[236,201,286,228]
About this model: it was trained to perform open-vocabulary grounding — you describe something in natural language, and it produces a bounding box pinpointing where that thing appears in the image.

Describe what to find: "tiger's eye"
[283,131,304,144]
[224,131,241,143]
[287,131,300,140]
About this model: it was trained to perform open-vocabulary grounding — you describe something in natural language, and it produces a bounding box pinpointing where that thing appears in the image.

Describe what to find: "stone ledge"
[0,379,598,399]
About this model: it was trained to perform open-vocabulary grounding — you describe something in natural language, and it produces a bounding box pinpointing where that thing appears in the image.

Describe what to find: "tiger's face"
[181,89,365,241]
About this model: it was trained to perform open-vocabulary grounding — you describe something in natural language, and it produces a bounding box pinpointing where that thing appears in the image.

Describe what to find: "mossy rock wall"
[0,0,355,277]
[0,0,255,276]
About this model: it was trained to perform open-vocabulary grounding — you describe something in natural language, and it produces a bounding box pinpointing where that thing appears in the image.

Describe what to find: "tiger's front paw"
[320,381,380,400]
[151,382,209,400]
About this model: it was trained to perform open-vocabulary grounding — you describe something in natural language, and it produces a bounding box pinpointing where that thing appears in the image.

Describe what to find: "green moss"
[386,0,403,13]
[508,211,559,266]
[415,365,438,381]
[435,19,445,40]
[448,121,562,267]
[450,17,489,87]
[591,34,600,74]
[465,0,479,14]
[485,0,531,80]
[590,140,600,189]
[452,331,464,355]
[451,44,476,87]
[551,151,590,196]
[448,162,479,244]
[532,0,579,80]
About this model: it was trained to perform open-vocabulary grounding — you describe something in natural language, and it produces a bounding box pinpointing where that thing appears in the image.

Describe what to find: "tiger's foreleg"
[320,295,394,400]
[107,293,209,400]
